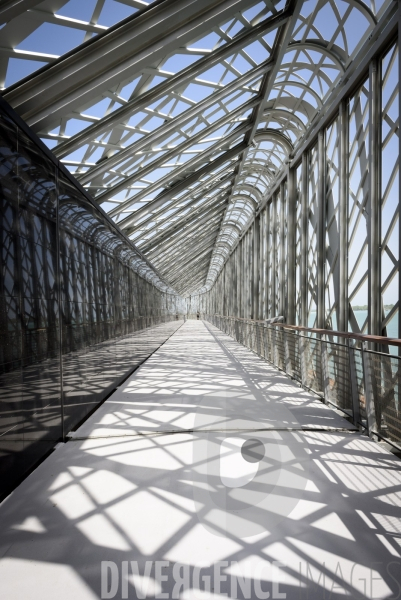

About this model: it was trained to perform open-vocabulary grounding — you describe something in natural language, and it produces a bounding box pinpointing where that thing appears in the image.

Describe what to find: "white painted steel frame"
[1,0,399,306]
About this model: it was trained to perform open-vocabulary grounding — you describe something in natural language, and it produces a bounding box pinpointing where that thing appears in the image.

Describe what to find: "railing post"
[362,342,378,437]
[261,322,266,359]
[273,326,279,368]
[284,328,291,376]
[321,334,331,403]
[300,333,309,388]
[348,339,361,427]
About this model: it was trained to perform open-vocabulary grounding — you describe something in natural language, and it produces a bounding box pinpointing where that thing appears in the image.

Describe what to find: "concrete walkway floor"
[1,320,401,600]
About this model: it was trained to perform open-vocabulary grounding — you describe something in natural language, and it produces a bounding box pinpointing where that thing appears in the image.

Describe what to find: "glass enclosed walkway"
[0,320,401,599]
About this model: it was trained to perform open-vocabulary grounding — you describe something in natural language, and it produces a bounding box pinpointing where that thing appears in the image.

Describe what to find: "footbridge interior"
[0,0,401,598]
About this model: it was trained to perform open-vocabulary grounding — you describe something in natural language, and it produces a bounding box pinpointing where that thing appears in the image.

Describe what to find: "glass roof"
[0,0,393,295]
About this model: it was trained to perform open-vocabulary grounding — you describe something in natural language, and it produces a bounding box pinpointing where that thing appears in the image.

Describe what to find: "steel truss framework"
[1,0,399,323]
[191,29,400,341]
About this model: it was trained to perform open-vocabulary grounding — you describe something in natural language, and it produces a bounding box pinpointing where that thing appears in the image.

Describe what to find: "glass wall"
[0,101,183,501]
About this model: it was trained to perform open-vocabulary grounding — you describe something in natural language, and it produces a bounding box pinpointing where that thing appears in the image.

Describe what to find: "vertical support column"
[271,195,277,316]
[279,182,286,317]
[233,255,236,318]
[318,129,330,401]
[338,100,349,333]
[241,238,245,318]
[265,204,270,319]
[55,170,65,441]
[317,130,326,330]
[287,167,296,325]
[242,233,248,319]
[253,215,260,320]
[241,237,245,318]
[399,6,401,343]
[248,232,252,318]
[286,168,296,376]
[368,58,382,340]
[300,153,308,327]
[238,243,241,318]
[259,213,264,320]
[300,153,309,389]
[222,267,226,316]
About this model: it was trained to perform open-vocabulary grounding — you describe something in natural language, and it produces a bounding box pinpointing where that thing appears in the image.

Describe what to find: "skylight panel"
[169,100,192,118]
[161,54,200,74]
[343,8,370,55]
[243,40,271,64]
[242,2,267,24]
[183,83,215,103]
[65,118,95,137]
[312,3,340,41]
[96,0,139,27]
[263,29,278,49]
[4,58,46,88]
[17,23,85,56]
[198,63,227,84]
[220,18,243,38]
[85,98,120,118]
[220,70,238,85]
[188,32,223,52]
[56,0,99,22]
[231,53,254,74]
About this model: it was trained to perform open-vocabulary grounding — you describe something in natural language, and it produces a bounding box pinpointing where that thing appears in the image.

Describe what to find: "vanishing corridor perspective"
[0,0,401,599]
[1,320,401,600]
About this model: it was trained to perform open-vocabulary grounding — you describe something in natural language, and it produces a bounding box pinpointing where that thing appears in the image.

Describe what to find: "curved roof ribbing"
[0,0,394,295]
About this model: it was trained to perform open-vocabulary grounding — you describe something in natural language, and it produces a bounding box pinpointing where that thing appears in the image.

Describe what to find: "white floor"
[1,320,401,600]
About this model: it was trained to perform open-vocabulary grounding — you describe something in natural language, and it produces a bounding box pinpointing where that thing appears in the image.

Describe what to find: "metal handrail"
[211,314,401,347]
[205,313,401,452]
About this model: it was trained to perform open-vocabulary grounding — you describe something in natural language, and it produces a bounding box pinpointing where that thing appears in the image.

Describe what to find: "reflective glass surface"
[0,102,183,501]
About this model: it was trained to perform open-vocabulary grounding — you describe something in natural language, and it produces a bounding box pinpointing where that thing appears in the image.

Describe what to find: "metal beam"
[101,122,250,206]
[148,215,224,263]
[5,0,262,129]
[222,0,300,218]
[142,198,229,254]
[78,97,258,185]
[289,3,398,168]
[167,245,216,284]
[130,169,235,240]
[128,176,232,243]
[155,228,220,273]
[54,56,274,161]
[119,141,247,231]
[147,210,224,258]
